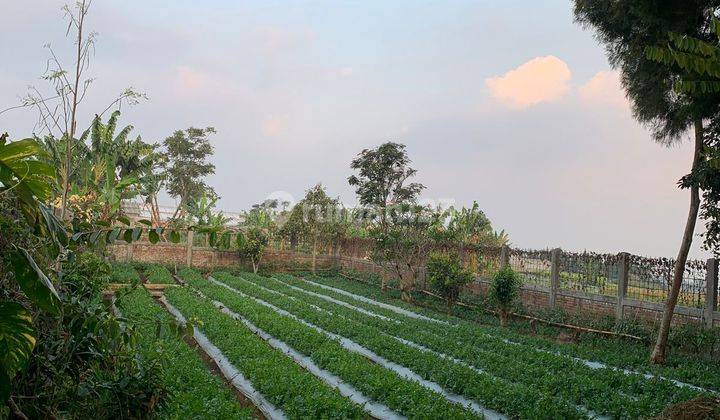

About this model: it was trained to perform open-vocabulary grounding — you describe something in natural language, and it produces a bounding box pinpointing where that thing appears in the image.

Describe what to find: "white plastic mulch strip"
[210,301,405,420]
[266,276,400,323]
[299,278,449,325]
[239,277,331,314]
[294,277,714,394]
[209,276,506,420]
[158,296,287,420]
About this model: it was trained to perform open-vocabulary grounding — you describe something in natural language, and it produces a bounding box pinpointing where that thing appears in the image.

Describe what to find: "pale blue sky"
[0,0,706,258]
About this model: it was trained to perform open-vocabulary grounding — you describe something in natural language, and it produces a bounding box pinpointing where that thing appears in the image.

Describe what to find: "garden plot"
[278,273,720,392]
[116,287,255,419]
[211,271,712,419]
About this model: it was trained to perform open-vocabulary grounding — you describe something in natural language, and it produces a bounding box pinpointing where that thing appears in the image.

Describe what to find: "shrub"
[426,252,474,311]
[61,251,111,299]
[489,266,521,327]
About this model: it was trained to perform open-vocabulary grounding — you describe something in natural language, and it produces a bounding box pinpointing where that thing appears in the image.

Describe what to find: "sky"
[0,0,709,259]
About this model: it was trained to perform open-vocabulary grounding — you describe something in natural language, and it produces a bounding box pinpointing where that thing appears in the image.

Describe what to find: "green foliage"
[645,19,720,94]
[195,271,478,418]
[426,252,474,309]
[110,263,140,284]
[574,1,716,142]
[447,201,509,247]
[162,127,216,210]
[144,264,174,284]
[489,266,521,326]
[165,280,366,419]
[60,251,111,299]
[236,227,269,273]
[348,142,424,227]
[117,286,253,419]
[0,302,35,401]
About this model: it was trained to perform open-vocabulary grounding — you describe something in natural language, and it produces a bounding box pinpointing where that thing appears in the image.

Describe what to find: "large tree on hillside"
[574,0,720,364]
[162,127,216,218]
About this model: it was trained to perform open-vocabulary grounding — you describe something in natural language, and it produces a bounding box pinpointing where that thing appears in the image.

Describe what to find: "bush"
[489,266,521,327]
[61,251,111,299]
[426,252,474,311]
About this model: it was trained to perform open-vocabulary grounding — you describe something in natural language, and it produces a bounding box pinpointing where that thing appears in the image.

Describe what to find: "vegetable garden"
[111,263,720,419]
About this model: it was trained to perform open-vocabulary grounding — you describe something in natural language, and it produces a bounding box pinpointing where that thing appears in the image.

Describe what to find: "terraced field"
[114,264,719,419]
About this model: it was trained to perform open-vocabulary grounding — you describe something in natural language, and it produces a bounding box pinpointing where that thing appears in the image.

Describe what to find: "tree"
[426,252,474,312]
[0,1,145,219]
[281,184,343,273]
[373,204,438,302]
[646,19,720,255]
[163,127,216,219]
[348,142,425,231]
[348,142,425,291]
[574,0,720,364]
[489,266,521,327]
[237,227,269,274]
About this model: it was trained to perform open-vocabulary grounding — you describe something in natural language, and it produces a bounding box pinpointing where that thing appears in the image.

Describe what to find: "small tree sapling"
[489,266,521,327]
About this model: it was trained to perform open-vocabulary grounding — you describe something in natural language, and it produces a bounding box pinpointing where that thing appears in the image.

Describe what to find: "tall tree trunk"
[650,119,704,364]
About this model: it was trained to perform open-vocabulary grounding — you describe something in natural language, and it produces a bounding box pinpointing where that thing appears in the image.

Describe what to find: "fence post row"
[705,258,718,328]
[616,252,629,321]
[549,248,561,310]
[186,230,194,267]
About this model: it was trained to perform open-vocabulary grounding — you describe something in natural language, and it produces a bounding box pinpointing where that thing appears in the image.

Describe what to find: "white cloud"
[485,55,571,109]
[579,70,629,109]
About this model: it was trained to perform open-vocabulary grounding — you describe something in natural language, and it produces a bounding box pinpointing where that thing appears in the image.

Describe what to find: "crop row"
[210,271,586,419]
[305,274,720,392]
[116,286,254,419]
[163,283,368,419]
[144,265,175,284]
[111,263,141,284]
[179,268,482,419]
[234,272,704,418]
[274,273,710,401]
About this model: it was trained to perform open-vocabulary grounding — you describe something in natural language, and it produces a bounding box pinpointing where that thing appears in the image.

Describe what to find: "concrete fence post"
[549,248,562,309]
[126,242,134,262]
[705,258,718,328]
[186,230,194,267]
[500,245,510,268]
[616,252,629,321]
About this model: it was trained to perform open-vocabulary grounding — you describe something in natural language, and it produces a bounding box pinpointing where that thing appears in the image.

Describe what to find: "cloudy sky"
[0,0,708,258]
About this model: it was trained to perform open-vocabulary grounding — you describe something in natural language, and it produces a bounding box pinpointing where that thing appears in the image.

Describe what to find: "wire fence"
[559,252,619,297]
[508,248,553,287]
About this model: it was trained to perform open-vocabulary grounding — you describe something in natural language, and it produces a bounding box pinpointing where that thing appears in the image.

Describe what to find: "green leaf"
[137,219,152,226]
[148,230,159,244]
[0,301,36,401]
[132,227,143,241]
[117,215,131,226]
[123,229,134,243]
[10,249,61,313]
[168,230,181,243]
[107,228,121,243]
